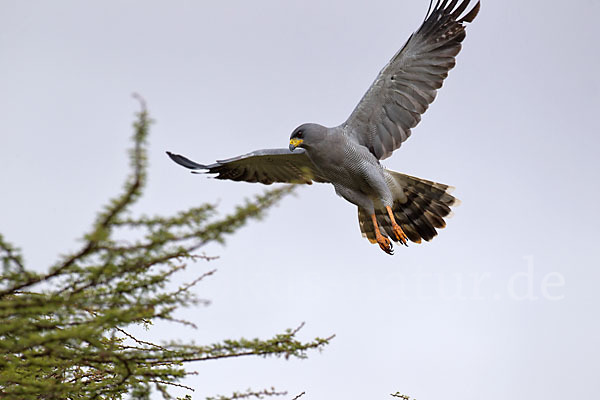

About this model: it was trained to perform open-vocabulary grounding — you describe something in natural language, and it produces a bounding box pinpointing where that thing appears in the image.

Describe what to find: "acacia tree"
[0,99,332,400]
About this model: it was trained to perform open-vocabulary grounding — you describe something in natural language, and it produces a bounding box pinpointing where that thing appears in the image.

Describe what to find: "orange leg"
[385,206,408,246]
[371,213,393,255]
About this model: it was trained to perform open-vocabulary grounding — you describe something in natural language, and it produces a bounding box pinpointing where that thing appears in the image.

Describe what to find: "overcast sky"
[1,0,599,399]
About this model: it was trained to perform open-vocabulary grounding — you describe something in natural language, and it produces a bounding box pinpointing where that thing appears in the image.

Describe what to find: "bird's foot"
[391,223,409,246]
[376,234,394,255]
[385,205,409,247]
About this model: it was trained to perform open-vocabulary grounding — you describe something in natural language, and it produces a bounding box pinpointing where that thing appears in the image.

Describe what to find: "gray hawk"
[167,0,479,254]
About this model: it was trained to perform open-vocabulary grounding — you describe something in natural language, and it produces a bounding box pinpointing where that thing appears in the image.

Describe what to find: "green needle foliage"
[0,99,332,400]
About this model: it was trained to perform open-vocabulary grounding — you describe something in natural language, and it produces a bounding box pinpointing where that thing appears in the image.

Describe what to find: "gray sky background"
[1,0,599,399]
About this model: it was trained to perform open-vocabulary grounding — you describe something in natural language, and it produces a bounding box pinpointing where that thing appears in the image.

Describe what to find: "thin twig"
[149,379,194,391]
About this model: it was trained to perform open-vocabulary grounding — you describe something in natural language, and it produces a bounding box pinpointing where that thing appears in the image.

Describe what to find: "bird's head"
[289,123,327,152]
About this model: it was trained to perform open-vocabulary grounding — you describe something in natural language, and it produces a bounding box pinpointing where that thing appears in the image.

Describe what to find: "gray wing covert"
[343,0,480,160]
[166,148,329,185]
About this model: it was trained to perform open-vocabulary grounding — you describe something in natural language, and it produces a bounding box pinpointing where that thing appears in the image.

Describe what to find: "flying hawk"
[168,0,480,254]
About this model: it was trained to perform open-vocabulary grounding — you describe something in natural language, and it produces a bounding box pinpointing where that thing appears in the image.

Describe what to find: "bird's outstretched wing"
[166,148,329,185]
[343,0,480,160]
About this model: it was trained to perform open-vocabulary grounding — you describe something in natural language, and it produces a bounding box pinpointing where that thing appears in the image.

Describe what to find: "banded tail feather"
[358,171,459,246]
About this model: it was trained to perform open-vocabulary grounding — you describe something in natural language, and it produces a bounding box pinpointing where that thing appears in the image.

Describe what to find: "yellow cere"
[289,138,304,147]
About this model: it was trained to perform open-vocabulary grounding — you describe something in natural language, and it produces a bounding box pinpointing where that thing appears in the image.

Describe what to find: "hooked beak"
[289,138,303,151]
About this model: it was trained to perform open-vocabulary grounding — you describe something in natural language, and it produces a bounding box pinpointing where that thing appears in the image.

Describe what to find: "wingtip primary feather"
[425,0,436,19]
[166,151,208,171]
[459,1,480,23]
[429,0,479,25]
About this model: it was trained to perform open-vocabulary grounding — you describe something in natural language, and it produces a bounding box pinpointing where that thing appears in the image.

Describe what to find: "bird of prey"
[168,0,479,254]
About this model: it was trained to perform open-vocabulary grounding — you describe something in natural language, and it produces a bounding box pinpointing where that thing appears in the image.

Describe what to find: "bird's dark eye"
[297,130,303,138]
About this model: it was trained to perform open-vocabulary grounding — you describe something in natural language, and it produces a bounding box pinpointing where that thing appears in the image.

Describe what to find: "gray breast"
[310,136,383,195]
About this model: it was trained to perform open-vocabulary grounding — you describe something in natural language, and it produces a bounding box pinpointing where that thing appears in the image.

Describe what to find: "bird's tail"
[358,171,459,245]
